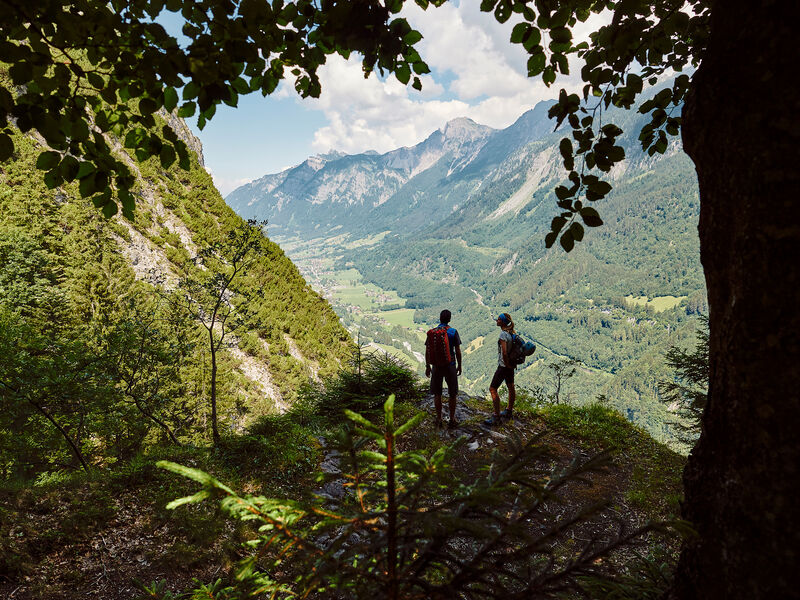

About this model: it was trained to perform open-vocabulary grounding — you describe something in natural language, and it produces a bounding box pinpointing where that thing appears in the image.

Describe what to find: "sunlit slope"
[0,119,352,422]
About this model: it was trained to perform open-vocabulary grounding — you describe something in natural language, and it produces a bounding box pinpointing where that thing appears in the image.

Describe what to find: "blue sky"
[160,3,598,196]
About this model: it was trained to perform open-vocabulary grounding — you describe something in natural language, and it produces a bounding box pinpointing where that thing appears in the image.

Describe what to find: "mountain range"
[226,84,705,445]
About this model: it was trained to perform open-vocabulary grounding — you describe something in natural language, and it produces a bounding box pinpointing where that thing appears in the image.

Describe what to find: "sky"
[175,2,598,196]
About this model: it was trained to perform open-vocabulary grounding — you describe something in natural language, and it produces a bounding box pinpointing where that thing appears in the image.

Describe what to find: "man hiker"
[425,309,462,429]
[484,312,516,427]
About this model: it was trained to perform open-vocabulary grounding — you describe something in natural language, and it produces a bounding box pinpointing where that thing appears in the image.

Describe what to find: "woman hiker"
[484,312,516,427]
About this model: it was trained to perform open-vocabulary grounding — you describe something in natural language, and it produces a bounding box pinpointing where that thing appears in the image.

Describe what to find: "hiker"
[425,309,462,429]
[485,312,516,426]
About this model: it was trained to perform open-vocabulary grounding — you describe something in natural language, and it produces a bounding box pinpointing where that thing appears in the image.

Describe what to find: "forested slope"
[0,119,351,478]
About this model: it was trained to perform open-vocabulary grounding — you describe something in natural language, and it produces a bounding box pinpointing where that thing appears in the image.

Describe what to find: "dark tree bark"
[673,1,800,597]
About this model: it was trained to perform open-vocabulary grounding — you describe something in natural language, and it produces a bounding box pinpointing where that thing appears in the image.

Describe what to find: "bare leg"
[448,395,457,421]
[508,384,516,413]
[489,387,501,418]
[434,394,443,423]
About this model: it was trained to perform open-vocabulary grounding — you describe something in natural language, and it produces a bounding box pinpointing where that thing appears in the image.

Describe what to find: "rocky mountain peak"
[306,150,346,171]
[440,117,493,140]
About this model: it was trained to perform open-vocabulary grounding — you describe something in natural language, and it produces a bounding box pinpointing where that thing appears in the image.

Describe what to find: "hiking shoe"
[448,419,459,430]
[483,416,501,427]
[499,409,513,420]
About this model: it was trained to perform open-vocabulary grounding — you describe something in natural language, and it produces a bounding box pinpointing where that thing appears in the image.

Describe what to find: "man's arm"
[425,342,431,378]
[455,346,462,376]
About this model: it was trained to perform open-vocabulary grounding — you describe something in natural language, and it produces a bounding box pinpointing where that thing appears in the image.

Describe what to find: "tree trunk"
[210,330,220,446]
[673,1,800,597]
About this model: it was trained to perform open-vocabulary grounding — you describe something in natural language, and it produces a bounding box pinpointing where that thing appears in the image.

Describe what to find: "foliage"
[175,218,269,445]
[0,0,445,216]
[157,396,682,599]
[298,345,424,417]
[524,402,685,518]
[474,0,709,250]
[658,315,708,445]
[579,548,677,600]
[0,111,350,481]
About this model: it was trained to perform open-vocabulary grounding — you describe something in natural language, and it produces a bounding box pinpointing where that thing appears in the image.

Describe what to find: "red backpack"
[426,325,451,367]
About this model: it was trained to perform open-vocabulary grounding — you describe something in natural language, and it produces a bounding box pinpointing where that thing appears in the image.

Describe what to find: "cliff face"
[161,109,205,167]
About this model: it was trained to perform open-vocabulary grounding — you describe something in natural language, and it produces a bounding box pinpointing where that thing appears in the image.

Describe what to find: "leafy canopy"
[2,0,709,250]
[0,0,441,217]
[482,0,709,251]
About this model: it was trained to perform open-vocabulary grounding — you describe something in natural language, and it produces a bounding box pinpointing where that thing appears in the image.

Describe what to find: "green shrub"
[156,397,683,599]
[299,347,425,418]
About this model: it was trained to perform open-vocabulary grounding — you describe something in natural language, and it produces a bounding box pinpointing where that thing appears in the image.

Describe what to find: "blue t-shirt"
[426,323,462,366]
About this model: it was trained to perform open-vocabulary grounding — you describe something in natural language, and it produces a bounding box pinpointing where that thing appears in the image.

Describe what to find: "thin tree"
[178,219,267,445]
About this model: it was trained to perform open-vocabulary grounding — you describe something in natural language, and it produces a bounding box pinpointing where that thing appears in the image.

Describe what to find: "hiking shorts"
[431,363,458,397]
[490,366,515,390]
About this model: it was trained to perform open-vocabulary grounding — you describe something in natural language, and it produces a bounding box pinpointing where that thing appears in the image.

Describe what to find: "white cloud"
[302,2,594,155]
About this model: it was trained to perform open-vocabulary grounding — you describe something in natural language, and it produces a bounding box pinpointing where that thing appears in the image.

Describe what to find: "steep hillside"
[0,117,351,476]
[226,82,705,445]
[0,389,685,599]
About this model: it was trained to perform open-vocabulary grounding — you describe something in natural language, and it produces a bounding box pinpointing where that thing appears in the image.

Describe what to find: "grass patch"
[465,336,485,354]
[378,308,416,328]
[625,295,687,312]
[342,231,391,249]
[522,403,686,518]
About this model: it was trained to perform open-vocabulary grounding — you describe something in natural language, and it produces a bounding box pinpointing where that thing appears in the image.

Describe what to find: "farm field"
[275,234,430,374]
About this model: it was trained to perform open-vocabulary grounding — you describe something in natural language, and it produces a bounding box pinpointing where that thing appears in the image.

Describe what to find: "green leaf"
[609,145,625,162]
[43,170,60,189]
[87,72,104,89]
[545,231,557,248]
[177,102,196,118]
[79,173,97,197]
[559,229,575,252]
[494,0,511,22]
[395,63,411,85]
[165,490,212,510]
[412,61,431,75]
[559,138,573,160]
[527,52,545,76]
[384,394,395,428]
[358,450,387,463]
[36,151,61,170]
[139,97,158,114]
[569,221,584,241]
[76,161,95,179]
[183,81,199,100]
[164,87,179,112]
[522,27,542,51]
[160,144,176,168]
[404,30,423,45]
[580,206,604,227]
[9,62,32,85]
[58,155,79,181]
[156,461,233,493]
[118,188,135,214]
[551,215,567,232]
[394,412,425,438]
[344,410,379,430]
[101,201,118,218]
[0,133,12,161]
[555,185,572,200]
[510,23,529,44]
